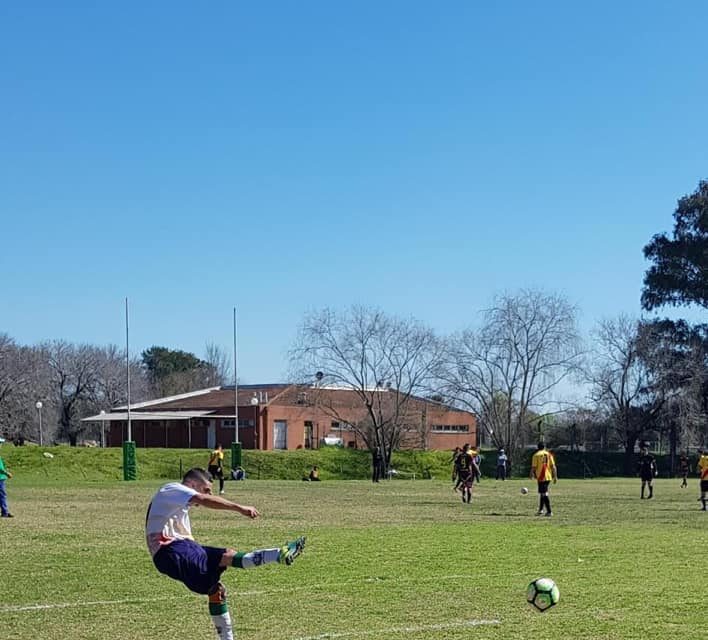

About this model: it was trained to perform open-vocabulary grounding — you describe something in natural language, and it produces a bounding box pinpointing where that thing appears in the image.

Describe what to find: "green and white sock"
[232,548,280,568]
[209,604,234,640]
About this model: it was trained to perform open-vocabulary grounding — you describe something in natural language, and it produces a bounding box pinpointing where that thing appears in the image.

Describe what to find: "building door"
[273,420,287,450]
[304,421,313,449]
[207,422,216,450]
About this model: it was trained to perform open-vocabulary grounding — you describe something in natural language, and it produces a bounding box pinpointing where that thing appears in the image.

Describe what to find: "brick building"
[82,384,477,451]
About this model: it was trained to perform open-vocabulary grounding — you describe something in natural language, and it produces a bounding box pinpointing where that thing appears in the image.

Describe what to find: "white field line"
[0,567,582,613]
[0,597,175,612]
[292,619,501,640]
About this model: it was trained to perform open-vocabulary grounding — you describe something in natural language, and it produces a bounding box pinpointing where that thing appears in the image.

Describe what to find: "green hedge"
[0,443,697,482]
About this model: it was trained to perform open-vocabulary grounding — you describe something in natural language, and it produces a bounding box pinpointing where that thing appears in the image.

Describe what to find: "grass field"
[1,476,706,640]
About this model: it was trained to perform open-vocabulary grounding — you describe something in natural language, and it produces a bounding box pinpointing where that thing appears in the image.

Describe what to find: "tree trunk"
[624,436,637,475]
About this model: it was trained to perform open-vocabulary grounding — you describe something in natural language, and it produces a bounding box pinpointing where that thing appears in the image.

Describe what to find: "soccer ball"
[520,487,529,494]
[526,577,560,612]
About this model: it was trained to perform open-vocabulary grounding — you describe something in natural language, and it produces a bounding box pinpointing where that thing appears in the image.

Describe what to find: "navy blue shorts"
[153,539,227,595]
[537,481,551,494]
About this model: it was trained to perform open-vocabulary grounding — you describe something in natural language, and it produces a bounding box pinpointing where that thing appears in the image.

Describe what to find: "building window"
[222,418,254,427]
[431,424,469,433]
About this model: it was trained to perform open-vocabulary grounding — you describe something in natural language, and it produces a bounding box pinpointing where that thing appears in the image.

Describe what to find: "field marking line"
[0,566,586,613]
[291,619,501,640]
[0,597,175,612]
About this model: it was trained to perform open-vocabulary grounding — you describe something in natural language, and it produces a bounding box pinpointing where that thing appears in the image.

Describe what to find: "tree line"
[1,181,706,473]
[0,340,231,446]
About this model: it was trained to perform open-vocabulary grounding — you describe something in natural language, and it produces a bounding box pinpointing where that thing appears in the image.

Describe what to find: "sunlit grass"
[1,477,706,639]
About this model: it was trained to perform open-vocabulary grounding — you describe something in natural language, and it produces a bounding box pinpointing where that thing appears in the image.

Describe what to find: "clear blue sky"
[1,1,707,384]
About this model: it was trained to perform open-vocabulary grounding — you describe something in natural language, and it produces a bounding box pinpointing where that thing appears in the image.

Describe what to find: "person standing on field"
[678,454,690,488]
[146,467,305,640]
[208,443,226,495]
[0,454,13,518]
[697,449,708,511]
[455,443,480,504]
[496,449,508,480]
[530,442,557,517]
[637,445,657,499]
[372,446,384,483]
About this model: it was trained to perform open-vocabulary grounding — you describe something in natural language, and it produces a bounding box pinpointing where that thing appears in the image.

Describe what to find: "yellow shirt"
[531,449,556,482]
[698,455,708,480]
[208,449,224,467]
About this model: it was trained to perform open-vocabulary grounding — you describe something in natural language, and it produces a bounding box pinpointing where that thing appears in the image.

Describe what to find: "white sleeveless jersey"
[145,482,198,556]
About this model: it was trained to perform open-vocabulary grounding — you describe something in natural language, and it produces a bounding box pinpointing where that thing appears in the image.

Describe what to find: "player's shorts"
[153,539,226,594]
[208,465,224,479]
[640,472,654,481]
[458,470,474,487]
[537,480,551,494]
[700,480,708,492]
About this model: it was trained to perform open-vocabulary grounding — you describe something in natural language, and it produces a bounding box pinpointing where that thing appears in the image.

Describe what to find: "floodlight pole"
[233,307,239,444]
[100,410,106,448]
[35,401,43,446]
[125,297,132,442]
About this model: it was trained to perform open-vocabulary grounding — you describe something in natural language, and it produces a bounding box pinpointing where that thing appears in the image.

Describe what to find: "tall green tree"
[642,179,708,310]
[141,346,216,397]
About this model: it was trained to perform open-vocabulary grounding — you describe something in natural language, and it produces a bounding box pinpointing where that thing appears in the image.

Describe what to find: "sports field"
[2,476,706,640]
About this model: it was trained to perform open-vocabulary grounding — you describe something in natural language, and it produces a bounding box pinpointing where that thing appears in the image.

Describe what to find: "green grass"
[0,445,456,481]
[2,475,706,640]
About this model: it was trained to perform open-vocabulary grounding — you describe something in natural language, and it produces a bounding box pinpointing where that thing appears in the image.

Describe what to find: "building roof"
[96,384,475,418]
[81,410,219,422]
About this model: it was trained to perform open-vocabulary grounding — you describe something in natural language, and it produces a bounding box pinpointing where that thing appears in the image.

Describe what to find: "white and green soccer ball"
[526,577,560,612]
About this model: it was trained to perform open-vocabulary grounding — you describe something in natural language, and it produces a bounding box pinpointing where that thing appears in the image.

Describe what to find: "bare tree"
[203,342,231,387]
[587,316,665,472]
[46,341,101,446]
[289,306,443,465]
[440,290,583,471]
[0,337,54,443]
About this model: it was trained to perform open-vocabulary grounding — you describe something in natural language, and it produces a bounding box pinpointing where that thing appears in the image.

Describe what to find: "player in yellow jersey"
[530,442,557,517]
[208,444,225,495]
[697,449,708,511]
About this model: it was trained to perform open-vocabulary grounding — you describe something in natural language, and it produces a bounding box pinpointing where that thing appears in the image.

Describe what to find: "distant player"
[496,449,508,480]
[208,444,226,495]
[697,449,708,511]
[637,445,657,499]
[678,454,690,488]
[450,446,462,490]
[146,467,305,640]
[455,443,479,504]
[529,442,557,517]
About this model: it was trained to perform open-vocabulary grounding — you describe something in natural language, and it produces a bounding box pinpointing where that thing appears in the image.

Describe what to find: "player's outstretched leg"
[230,536,306,569]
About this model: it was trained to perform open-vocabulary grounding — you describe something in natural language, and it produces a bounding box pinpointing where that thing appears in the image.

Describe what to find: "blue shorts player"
[146,467,305,640]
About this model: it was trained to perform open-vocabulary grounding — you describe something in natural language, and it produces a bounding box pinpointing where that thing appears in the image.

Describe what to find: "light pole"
[251,395,259,449]
[35,401,43,446]
[100,410,106,448]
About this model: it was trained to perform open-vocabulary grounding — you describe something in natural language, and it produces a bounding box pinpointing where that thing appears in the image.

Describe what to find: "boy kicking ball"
[146,467,305,640]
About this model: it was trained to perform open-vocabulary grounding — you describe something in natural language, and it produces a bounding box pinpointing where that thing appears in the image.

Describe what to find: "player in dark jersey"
[455,444,480,504]
[637,445,657,499]
[678,454,690,488]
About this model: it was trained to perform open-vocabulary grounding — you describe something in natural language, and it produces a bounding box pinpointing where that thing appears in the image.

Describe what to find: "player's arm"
[189,492,259,518]
[529,460,536,480]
